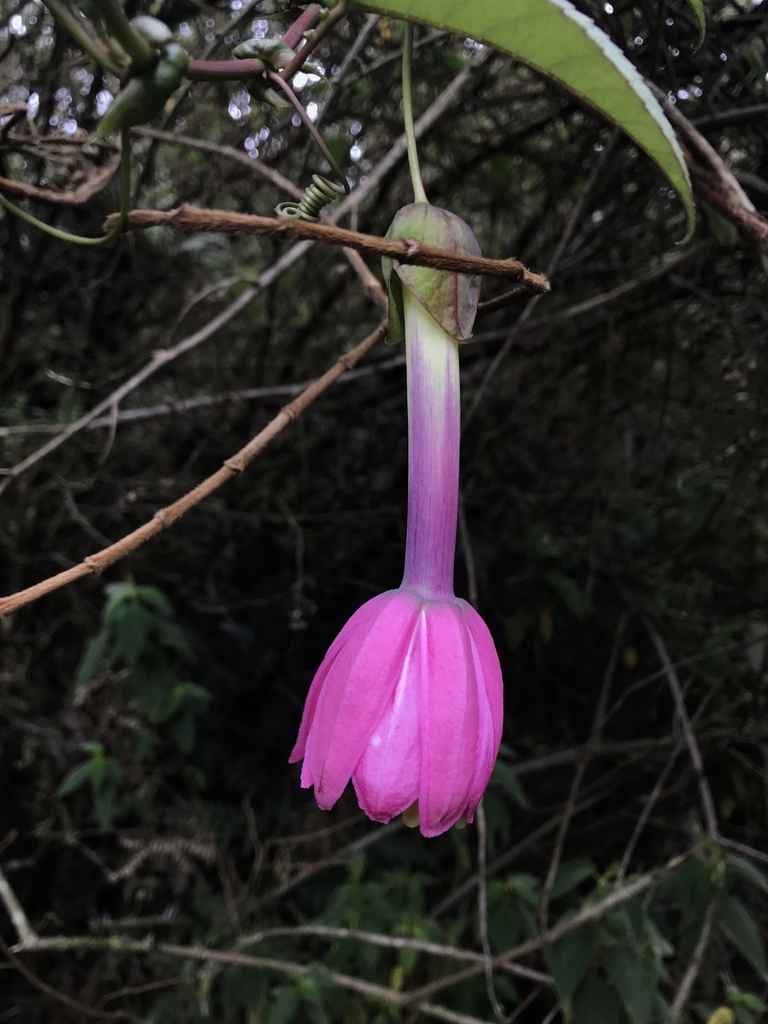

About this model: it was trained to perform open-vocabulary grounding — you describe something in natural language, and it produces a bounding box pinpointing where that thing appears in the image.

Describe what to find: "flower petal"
[352,623,421,822]
[289,593,388,766]
[417,601,480,837]
[303,590,422,811]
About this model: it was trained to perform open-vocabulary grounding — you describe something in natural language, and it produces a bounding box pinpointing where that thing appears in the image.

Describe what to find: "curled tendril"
[276,174,347,222]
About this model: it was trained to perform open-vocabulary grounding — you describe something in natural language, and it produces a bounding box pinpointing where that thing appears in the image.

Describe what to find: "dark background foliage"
[1,1,767,1021]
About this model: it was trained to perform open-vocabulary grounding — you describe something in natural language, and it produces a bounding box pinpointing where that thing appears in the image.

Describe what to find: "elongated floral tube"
[290,205,503,837]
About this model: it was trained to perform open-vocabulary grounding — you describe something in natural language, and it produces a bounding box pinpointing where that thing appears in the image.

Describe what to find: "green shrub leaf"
[721,895,768,975]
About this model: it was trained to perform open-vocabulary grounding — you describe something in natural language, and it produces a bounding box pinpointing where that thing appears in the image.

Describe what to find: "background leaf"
[721,896,768,976]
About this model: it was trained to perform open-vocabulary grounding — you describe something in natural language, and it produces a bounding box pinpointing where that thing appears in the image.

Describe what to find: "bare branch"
[105,205,550,291]
[646,620,719,841]
[669,898,717,1022]
[0,321,387,618]
[0,864,37,946]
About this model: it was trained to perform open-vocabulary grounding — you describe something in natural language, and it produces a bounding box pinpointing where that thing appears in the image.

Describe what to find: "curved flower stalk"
[290,204,504,837]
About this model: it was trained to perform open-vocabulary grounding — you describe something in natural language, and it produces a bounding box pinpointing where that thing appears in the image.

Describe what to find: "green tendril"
[0,128,132,246]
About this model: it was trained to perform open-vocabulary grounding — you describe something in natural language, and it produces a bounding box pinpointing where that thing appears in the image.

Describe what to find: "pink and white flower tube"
[290,204,503,837]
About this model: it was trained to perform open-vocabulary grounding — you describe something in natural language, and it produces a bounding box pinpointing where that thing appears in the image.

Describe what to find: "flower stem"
[401,290,460,598]
[402,22,427,204]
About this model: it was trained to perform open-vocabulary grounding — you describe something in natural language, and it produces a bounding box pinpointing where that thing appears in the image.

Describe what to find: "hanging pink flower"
[290,205,504,837]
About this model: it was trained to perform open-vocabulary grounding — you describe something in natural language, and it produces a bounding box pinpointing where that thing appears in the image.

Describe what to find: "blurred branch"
[668,897,717,1022]
[410,852,690,1007]
[0,864,37,946]
[11,930,494,1024]
[465,133,615,426]
[0,320,387,618]
[646,620,720,841]
[0,357,404,438]
[105,205,550,290]
[235,924,551,986]
[43,0,122,74]
[0,147,121,205]
[652,85,768,255]
[539,615,625,931]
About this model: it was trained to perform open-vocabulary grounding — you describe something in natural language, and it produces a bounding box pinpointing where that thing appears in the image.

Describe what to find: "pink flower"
[290,588,503,837]
[290,206,504,837]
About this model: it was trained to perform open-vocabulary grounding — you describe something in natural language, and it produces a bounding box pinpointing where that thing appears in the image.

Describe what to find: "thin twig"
[234,925,550,985]
[464,133,615,428]
[476,802,505,1021]
[645,620,719,840]
[0,321,386,618]
[0,864,37,946]
[539,615,626,931]
[407,852,690,1007]
[106,206,549,290]
[668,898,717,1022]
[11,931,493,1024]
[0,357,405,438]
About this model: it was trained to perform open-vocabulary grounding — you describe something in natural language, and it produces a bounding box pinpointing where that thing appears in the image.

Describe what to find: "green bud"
[382,203,482,345]
[130,15,173,47]
[232,37,298,70]
[95,43,188,137]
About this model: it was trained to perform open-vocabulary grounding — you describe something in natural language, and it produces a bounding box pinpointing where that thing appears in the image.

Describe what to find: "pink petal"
[417,601,480,837]
[459,602,504,821]
[352,623,421,822]
[289,593,388,765]
[302,590,422,810]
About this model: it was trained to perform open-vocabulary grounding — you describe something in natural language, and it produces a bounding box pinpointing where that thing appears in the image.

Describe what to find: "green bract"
[383,203,481,345]
[130,16,173,47]
[232,37,298,69]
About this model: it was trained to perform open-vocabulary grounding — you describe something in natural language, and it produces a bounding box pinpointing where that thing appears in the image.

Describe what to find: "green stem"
[44,0,123,74]
[0,129,132,246]
[402,21,427,204]
[96,0,155,71]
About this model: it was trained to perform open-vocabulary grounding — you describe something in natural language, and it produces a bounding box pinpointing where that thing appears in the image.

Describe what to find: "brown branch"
[668,898,717,1022]
[0,864,37,946]
[651,86,768,253]
[0,149,121,206]
[0,321,387,618]
[11,931,493,1024]
[645,620,720,841]
[539,616,626,932]
[105,205,551,291]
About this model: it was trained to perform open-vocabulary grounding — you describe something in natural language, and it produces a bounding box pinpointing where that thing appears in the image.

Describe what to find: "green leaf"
[111,599,152,664]
[491,760,530,808]
[56,761,92,798]
[93,782,118,827]
[75,629,109,686]
[350,0,693,229]
[546,923,596,1003]
[572,972,622,1024]
[606,942,653,1024]
[125,652,176,722]
[721,895,768,976]
[269,986,298,1024]
[155,619,195,661]
[679,0,706,44]
[725,854,768,895]
[551,859,595,899]
[543,571,587,619]
[135,585,174,617]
